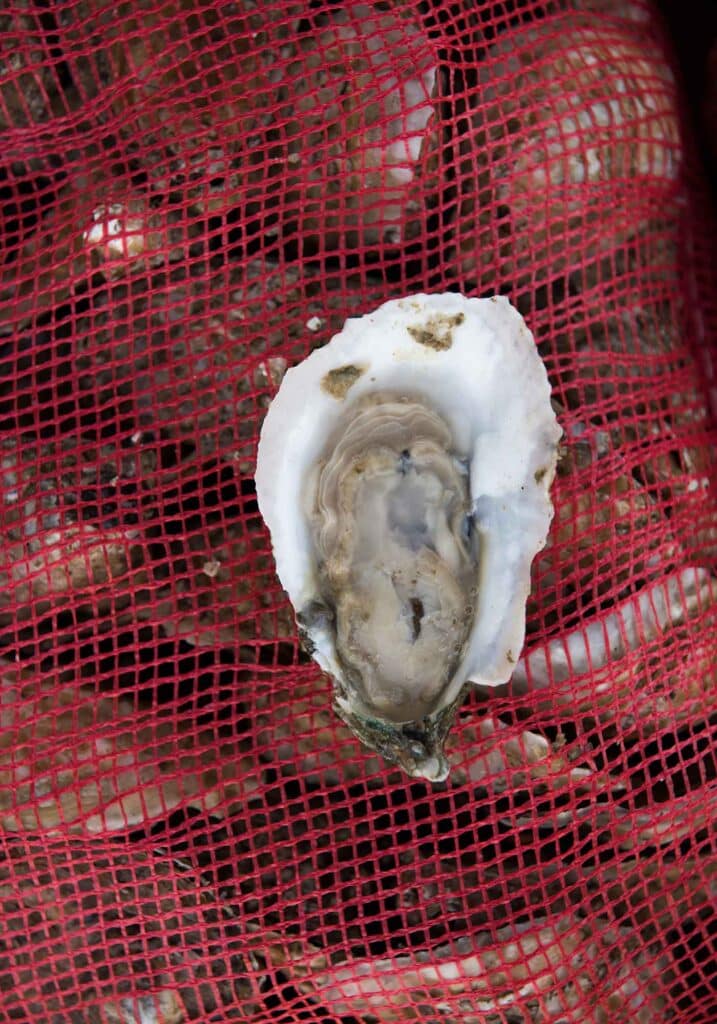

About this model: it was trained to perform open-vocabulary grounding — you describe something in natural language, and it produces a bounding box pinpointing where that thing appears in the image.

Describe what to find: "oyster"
[255,294,561,781]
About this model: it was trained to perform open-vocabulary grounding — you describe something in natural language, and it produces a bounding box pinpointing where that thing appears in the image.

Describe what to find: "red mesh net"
[1,1,716,1021]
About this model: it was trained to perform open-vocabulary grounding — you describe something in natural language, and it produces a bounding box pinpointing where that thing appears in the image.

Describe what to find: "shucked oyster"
[255,294,561,781]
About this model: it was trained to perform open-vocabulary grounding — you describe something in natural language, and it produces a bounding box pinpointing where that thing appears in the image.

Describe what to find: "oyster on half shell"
[255,294,561,781]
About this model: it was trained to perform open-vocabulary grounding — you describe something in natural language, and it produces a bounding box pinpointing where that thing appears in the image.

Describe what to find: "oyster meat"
[255,294,561,781]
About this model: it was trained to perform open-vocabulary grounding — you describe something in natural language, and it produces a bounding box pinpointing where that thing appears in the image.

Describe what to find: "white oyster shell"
[255,293,561,781]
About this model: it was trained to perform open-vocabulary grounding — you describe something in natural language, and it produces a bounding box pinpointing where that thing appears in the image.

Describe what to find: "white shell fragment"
[255,294,561,781]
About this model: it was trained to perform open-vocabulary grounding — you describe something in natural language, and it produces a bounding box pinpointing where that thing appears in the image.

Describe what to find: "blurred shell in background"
[454,13,681,292]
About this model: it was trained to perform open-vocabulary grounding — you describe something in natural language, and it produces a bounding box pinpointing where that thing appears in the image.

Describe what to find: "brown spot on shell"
[322,364,365,399]
[407,312,465,351]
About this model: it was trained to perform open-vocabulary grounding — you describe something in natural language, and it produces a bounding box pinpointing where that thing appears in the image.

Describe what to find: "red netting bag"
[1,1,716,1022]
